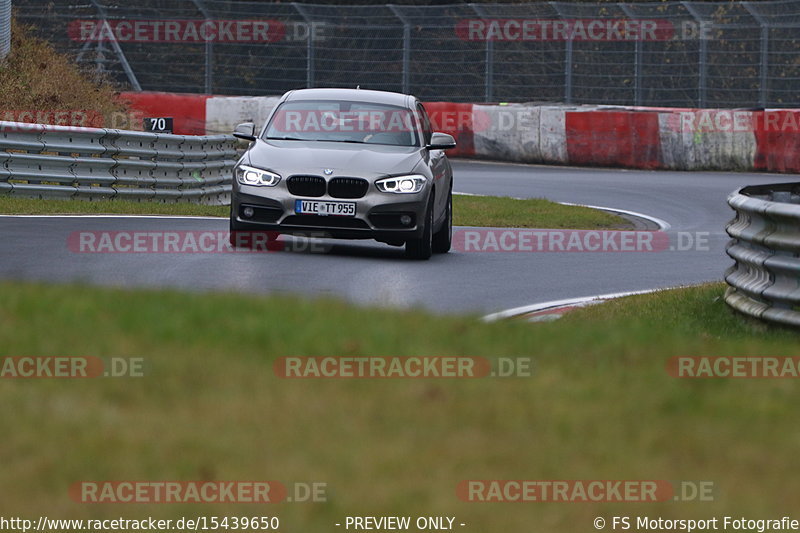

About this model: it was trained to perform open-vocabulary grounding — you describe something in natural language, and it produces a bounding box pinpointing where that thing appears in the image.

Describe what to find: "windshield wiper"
[265,136,306,141]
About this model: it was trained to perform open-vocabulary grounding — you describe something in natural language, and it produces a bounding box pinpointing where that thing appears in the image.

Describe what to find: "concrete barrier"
[205,95,283,135]
[539,106,568,164]
[473,104,541,162]
[658,110,756,171]
[566,110,661,169]
[753,110,800,173]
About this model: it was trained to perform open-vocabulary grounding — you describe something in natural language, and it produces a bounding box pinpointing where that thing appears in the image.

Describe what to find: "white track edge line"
[558,201,671,231]
[481,288,671,322]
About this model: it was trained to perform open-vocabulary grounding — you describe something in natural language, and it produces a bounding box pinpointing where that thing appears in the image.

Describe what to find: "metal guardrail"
[0,121,238,205]
[725,182,800,328]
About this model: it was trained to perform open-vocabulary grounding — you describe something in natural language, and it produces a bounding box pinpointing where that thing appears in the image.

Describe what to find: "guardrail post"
[293,3,316,88]
[682,2,707,108]
[743,2,770,108]
[470,4,494,103]
[619,4,643,106]
[388,5,411,94]
[550,2,573,105]
[78,0,143,91]
[191,0,214,95]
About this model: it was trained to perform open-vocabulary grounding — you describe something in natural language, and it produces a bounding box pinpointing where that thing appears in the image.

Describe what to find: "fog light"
[243,207,255,218]
[400,215,412,226]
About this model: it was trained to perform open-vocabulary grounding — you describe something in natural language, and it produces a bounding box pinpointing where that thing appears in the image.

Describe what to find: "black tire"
[405,196,434,260]
[432,189,452,254]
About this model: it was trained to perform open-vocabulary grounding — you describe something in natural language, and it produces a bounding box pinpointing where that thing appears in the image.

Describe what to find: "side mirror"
[233,122,257,141]
[427,132,456,151]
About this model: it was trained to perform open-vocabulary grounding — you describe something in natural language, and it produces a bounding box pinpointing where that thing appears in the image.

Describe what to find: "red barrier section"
[565,111,661,169]
[119,92,210,135]
[753,110,800,173]
[422,102,475,157]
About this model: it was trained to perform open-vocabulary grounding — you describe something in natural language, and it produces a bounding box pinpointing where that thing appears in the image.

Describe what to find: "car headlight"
[235,165,281,187]
[375,174,427,194]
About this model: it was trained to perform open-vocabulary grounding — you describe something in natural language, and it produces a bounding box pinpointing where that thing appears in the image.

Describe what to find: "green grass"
[0,195,629,229]
[454,194,627,228]
[1,282,798,528]
[0,197,227,217]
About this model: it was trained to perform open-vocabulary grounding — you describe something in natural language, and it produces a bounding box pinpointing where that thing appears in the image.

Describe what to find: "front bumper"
[231,183,430,243]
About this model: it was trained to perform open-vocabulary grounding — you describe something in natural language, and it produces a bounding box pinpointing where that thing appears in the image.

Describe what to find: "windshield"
[263,100,420,147]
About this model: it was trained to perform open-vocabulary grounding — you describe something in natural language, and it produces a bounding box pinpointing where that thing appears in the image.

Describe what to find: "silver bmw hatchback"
[230,88,456,259]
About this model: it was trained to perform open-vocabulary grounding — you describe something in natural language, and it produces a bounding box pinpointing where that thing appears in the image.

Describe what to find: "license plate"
[294,200,356,217]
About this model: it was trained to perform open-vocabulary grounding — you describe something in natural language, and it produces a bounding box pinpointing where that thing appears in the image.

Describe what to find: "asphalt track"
[2,160,798,315]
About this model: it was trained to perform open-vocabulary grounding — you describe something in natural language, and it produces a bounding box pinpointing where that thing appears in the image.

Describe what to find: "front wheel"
[432,190,452,254]
[405,196,434,260]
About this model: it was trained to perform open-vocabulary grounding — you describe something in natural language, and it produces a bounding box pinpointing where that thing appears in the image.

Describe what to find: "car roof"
[282,88,415,108]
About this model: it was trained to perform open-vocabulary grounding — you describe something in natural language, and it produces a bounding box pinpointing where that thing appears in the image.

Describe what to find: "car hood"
[243,139,423,179]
